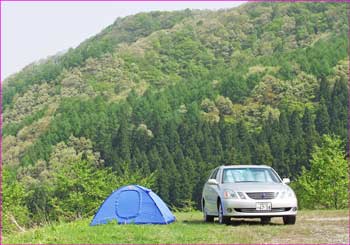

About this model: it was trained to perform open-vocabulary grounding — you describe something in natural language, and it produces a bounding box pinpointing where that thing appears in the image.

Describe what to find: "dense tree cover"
[14,72,348,205]
[2,2,348,233]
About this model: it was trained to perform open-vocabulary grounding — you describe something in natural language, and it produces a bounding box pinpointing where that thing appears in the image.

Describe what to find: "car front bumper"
[222,198,297,218]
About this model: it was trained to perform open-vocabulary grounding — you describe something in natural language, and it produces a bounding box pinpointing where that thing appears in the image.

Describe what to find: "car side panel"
[208,168,222,215]
[202,168,222,215]
[206,183,219,214]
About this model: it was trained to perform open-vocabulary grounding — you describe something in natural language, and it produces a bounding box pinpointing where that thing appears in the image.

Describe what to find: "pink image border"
[0,0,349,244]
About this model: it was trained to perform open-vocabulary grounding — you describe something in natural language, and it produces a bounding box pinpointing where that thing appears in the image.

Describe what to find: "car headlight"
[223,190,238,199]
[288,189,296,198]
[223,190,247,199]
[279,189,295,199]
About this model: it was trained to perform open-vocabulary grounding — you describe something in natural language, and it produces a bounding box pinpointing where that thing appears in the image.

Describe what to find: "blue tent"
[90,185,175,225]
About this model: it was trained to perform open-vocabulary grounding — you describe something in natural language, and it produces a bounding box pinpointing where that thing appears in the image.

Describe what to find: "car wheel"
[283,215,296,225]
[203,202,214,222]
[218,201,230,225]
[260,217,271,225]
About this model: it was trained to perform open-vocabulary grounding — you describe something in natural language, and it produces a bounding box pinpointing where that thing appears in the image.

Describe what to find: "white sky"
[1,1,245,81]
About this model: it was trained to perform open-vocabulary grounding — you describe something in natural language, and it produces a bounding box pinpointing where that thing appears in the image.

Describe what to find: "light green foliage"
[47,138,109,220]
[329,59,348,86]
[201,98,217,113]
[59,68,95,97]
[292,135,348,209]
[136,123,154,139]
[280,72,319,107]
[3,106,48,137]
[230,103,280,131]
[2,168,30,233]
[3,83,56,124]
[200,98,220,123]
[215,96,233,115]
[250,72,318,107]
[82,54,139,94]
[3,113,53,168]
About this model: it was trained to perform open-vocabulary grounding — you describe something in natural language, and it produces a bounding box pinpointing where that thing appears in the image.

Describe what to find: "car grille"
[234,208,291,213]
[246,192,277,200]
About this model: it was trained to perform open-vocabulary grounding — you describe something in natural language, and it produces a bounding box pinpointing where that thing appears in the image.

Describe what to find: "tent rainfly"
[90,185,175,225]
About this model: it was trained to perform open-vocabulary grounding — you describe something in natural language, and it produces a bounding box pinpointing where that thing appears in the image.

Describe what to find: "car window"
[222,168,281,183]
[210,168,219,180]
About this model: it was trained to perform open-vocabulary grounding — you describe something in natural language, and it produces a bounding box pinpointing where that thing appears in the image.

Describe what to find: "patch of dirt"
[306,217,348,221]
[268,211,349,244]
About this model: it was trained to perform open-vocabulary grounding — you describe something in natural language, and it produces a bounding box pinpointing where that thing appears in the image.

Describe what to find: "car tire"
[218,201,230,225]
[283,215,296,225]
[260,217,271,225]
[203,202,214,222]
[203,210,214,222]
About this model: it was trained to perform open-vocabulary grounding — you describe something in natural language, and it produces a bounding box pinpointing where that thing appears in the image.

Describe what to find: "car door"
[205,168,220,214]
[203,169,215,213]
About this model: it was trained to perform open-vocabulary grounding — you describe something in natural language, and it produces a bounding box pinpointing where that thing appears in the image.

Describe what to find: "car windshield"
[222,168,281,183]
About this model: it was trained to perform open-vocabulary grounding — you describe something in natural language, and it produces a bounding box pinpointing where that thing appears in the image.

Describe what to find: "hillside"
[2,2,349,234]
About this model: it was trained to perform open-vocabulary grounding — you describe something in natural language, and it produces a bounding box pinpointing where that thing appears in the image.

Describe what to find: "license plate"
[256,202,272,211]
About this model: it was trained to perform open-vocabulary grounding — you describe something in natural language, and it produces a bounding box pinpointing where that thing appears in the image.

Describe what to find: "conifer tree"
[237,122,252,165]
[130,147,141,171]
[316,98,330,136]
[165,121,180,154]
[174,147,192,205]
[318,76,330,101]
[139,151,151,176]
[288,111,306,174]
[302,107,319,166]
[114,118,131,163]
[329,78,348,138]
[159,143,180,205]
[147,147,162,172]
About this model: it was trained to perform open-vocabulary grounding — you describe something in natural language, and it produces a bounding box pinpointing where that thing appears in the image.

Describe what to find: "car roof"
[220,165,271,169]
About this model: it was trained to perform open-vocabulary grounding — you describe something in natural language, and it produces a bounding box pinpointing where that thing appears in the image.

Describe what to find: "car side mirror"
[282,178,290,185]
[207,179,218,185]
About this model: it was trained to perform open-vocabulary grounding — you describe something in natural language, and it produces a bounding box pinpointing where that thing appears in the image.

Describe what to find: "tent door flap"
[115,190,141,219]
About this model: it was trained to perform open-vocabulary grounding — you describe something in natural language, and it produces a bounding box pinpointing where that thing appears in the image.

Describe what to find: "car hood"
[221,182,290,192]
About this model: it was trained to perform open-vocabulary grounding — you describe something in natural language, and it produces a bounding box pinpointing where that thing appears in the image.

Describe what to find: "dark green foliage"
[288,111,307,174]
[221,74,249,103]
[114,118,132,164]
[329,78,348,139]
[316,98,330,136]
[302,107,319,166]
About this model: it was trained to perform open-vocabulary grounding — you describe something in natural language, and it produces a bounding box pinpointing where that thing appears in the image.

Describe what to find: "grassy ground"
[3,210,348,244]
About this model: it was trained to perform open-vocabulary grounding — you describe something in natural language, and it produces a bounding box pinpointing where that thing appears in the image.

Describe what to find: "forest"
[2,2,348,234]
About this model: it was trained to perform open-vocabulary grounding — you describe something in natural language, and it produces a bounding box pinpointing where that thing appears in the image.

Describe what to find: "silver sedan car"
[202,165,297,225]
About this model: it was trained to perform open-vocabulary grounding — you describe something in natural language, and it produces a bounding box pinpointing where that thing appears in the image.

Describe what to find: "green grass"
[3,210,348,244]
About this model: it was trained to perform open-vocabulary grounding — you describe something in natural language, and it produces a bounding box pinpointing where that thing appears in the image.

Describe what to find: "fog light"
[237,192,246,199]
[227,208,233,213]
